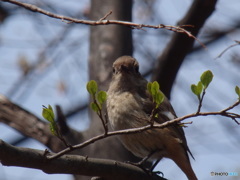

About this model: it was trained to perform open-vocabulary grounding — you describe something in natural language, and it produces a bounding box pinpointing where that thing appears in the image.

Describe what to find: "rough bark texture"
[0,140,165,180]
[84,0,136,160]
[0,95,82,152]
[152,0,218,98]
[74,0,140,179]
[89,0,133,90]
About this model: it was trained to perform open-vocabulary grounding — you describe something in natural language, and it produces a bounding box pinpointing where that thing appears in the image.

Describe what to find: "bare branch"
[216,40,240,58]
[1,93,239,160]
[48,99,240,159]
[196,89,206,113]
[99,10,112,21]
[92,99,108,134]
[152,0,217,98]
[1,0,200,39]
[0,140,164,180]
[220,100,240,112]
[0,95,82,152]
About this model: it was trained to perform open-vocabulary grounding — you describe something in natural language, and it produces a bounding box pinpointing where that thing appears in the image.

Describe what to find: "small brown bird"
[107,56,197,180]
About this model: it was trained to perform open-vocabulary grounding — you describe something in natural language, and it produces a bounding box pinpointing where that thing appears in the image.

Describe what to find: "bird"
[106,56,197,180]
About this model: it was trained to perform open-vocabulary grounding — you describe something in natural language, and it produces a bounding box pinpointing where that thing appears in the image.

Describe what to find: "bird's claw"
[125,161,164,178]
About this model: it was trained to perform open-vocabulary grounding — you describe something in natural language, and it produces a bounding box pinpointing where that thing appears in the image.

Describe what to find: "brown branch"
[86,2,141,176]
[98,10,112,21]
[0,95,239,178]
[152,0,218,98]
[56,105,70,135]
[0,95,82,152]
[1,0,199,38]
[48,99,240,159]
[216,40,240,58]
[0,140,164,180]
[220,100,240,112]
[196,89,206,113]
[1,93,239,160]
[92,99,108,134]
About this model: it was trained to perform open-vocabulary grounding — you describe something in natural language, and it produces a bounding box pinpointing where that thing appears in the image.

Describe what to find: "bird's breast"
[106,91,168,159]
[107,91,149,130]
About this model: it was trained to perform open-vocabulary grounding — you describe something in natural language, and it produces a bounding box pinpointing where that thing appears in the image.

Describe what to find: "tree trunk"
[75,0,140,179]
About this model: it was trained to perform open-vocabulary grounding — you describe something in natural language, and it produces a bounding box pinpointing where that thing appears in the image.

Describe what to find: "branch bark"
[0,95,82,152]
[80,0,141,173]
[0,140,165,180]
[152,0,218,98]
[0,0,197,35]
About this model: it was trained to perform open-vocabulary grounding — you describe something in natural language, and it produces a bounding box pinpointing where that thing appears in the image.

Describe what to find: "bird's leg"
[150,159,160,171]
[126,151,164,177]
[126,150,156,167]
[148,159,164,177]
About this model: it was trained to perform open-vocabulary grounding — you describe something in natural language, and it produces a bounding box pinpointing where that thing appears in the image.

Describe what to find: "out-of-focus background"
[0,0,240,179]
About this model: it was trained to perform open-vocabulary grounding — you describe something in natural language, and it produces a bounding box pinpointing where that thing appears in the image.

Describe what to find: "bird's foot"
[125,161,164,178]
[125,157,147,167]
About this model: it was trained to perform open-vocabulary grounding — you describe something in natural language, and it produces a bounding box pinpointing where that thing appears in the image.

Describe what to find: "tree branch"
[47,99,240,159]
[216,40,240,58]
[1,93,239,161]
[196,89,206,113]
[0,139,165,180]
[85,1,141,174]
[152,0,218,98]
[0,95,82,152]
[1,0,198,37]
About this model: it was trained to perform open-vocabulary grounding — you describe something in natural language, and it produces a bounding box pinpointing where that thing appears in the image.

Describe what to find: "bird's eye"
[112,67,116,74]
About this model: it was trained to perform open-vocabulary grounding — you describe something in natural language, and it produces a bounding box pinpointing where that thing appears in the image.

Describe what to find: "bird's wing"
[142,88,195,160]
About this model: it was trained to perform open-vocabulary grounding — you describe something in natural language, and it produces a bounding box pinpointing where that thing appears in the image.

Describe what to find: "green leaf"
[87,80,98,96]
[191,81,203,98]
[200,70,213,89]
[42,105,58,136]
[42,105,55,123]
[235,86,240,98]
[191,84,197,95]
[90,102,99,112]
[147,82,152,95]
[155,91,164,107]
[97,91,107,105]
[147,81,164,107]
[197,81,203,93]
[151,81,160,96]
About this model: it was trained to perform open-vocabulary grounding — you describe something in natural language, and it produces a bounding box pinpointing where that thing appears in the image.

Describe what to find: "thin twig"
[1,0,204,47]
[93,99,108,134]
[220,99,240,112]
[58,135,72,148]
[47,100,240,160]
[216,40,240,58]
[99,10,112,21]
[196,89,206,113]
